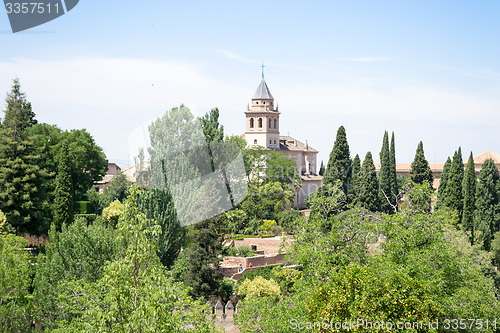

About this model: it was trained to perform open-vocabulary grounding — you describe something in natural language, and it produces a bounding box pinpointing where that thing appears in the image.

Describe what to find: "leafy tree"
[389,131,398,203]
[33,218,119,330]
[136,188,185,268]
[199,107,224,144]
[444,148,464,220]
[378,131,392,213]
[99,171,131,209]
[28,123,107,202]
[0,234,33,331]
[0,81,49,234]
[462,152,477,244]
[323,126,352,197]
[474,159,500,251]
[47,187,217,332]
[357,152,381,212]
[436,156,452,210]
[410,141,433,187]
[265,150,300,185]
[53,142,74,230]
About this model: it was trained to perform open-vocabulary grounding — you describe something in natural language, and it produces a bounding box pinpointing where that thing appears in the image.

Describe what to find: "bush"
[277,209,302,232]
[220,277,236,303]
[102,200,123,227]
[237,276,281,300]
[224,246,255,257]
[239,264,283,283]
[74,214,97,224]
[260,219,277,232]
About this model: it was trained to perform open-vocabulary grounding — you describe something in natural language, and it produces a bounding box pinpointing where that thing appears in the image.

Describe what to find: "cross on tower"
[261,63,265,78]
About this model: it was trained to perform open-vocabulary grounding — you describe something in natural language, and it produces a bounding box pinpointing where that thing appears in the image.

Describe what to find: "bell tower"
[244,73,280,148]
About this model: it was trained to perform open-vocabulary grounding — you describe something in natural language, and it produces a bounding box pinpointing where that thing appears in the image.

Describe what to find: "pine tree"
[319,160,325,176]
[357,152,380,212]
[462,152,477,244]
[474,159,500,251]
[410,141,433,187]
[2,79,37,132]
[379,131,392,213]
[323,126,352,197]
[389,132,398,205]
[53,142,74,230]
[0,80,49,234]
[435,157,452,210]
[350,154,361,204]
[444,148,464,220]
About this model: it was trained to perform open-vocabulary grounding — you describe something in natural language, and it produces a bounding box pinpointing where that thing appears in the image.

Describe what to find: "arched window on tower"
[274,118,277,129]
[258,118,263,128]
[269,119,272,128]
[250,118,254,128]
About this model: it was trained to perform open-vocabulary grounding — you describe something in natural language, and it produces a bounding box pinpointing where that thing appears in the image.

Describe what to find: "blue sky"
[1,1,500,167]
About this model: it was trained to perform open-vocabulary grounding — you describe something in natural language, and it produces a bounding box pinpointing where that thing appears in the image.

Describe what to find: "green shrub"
[277,209,302,232]
[76,201,90,214]
[74,214,97,224]
[237,276,281,300]
[260,219,277,232]
[224,246,256,257]
[220,277,236,303]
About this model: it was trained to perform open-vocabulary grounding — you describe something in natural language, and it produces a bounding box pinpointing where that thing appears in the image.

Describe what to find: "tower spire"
[261,63,265,78]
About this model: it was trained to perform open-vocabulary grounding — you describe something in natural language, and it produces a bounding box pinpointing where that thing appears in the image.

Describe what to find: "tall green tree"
[444,148,464,220]
[379,131,392,213]
[474,159,500,251]
[349,154,361,204]
[2,79,37,132]
[323,126,352,198]
[410,141,433,187]
[357,152,381,212]
[137,188,184,268]
[389,132,398,206]
[53,142,74,230]
[462,152,477,244]
[199,107,224,144]
[436,157,452,210]
[319,160,325,176]
[0,80,49,234]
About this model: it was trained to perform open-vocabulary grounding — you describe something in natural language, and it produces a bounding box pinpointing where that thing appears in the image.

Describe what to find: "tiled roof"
[474,151,500,165]
[278,136,318,153]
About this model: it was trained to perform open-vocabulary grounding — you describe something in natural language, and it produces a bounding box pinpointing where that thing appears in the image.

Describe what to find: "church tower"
[244,76,280,148]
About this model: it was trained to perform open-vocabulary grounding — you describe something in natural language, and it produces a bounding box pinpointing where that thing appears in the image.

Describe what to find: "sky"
[1,1,500,168]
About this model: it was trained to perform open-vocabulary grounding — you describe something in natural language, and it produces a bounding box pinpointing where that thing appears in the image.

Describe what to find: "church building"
[243,76,323,208]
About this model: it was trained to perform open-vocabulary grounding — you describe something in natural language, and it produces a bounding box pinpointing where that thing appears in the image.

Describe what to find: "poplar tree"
[462,152,477,244]
[474,159,500,251]
[445,148,464,220]
[357,152,380,212]
[319,161,325,176]
[53,142,73,230]
[324,126,352,198]
[410,141,433,187]
[389,132,398,204]
[0,79,49,234]
[435,157,452,210]
[379,131,392,213]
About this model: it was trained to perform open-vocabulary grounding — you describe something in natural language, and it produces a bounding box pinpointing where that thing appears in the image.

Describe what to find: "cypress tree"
[137,188,184,268]
[462,152,477,244]
[350,154,361,204]
[444,148,464,220]
[474,159,500,251]
[0,80,49,234]
[435,157,452,210]
[357,152,381,212]
[379,131,392,213]
[410,141,434,187]
[319,161,325,176]
[324,126,352,197]
[389,132,398,204]
[53,142,73,230]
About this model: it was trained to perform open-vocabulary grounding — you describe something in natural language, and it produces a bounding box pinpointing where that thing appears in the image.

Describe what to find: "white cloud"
[215,49,256,64]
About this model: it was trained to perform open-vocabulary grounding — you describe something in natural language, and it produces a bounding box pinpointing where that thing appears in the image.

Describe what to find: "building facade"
[243,77,322,208]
